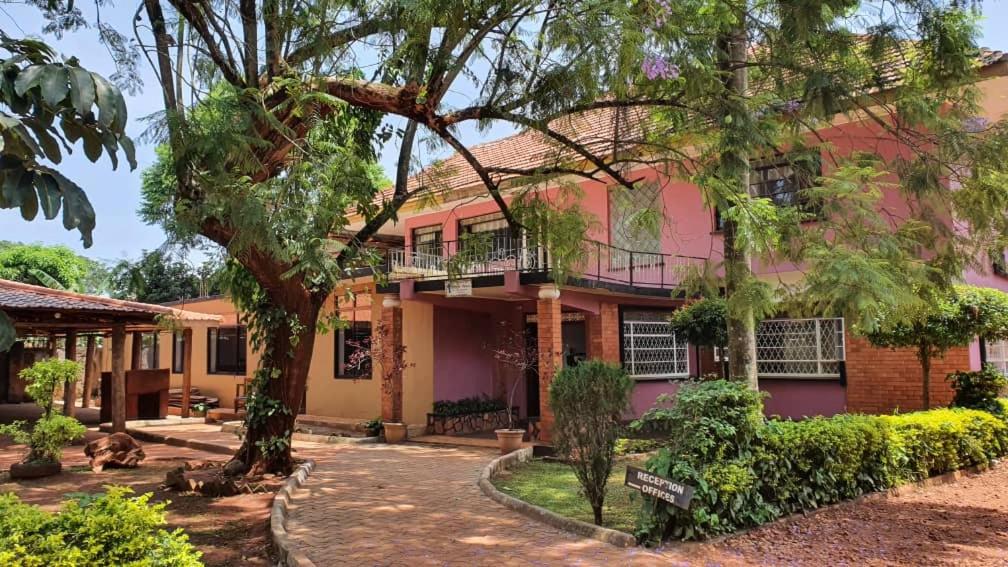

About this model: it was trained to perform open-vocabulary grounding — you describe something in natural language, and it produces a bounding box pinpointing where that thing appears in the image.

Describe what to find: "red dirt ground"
[0,438,278,567]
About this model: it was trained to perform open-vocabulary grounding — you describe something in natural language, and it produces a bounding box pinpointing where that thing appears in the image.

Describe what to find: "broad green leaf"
[13,64,45,96]
[100,131,118,169]
[119,135,137,170]
[40,66,69,107]
[90,72,124,131]
[59,117,84,143]
[2,168,26,206]
[67,66,95,116]
[33,174,61,219]
[24,121,61,163]
[16,171,37,220]
[27,268,66,289]
[81,129,102,162]
[0,310,14,353]
[48,168,95,247]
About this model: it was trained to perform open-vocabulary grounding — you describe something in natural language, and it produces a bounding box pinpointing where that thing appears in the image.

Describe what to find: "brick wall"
[536,297,563,441]
[586,303,620,363]
[845,332,970,414]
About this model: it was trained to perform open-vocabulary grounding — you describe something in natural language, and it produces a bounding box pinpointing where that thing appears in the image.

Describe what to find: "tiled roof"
[401,47,1007,197]
[0,279,222,322]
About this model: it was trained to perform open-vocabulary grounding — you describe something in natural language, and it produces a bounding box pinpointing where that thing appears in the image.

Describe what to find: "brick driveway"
[285,444,700,566]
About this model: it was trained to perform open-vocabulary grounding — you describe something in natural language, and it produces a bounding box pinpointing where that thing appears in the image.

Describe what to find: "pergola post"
[131,331,143,370]
[111,324,127,433]
[181,329,193,418]
[62,330,78,417]
[81,335,96,409]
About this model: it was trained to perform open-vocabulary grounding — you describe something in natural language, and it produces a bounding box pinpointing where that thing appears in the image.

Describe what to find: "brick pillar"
[586,303,620,363]
[537,287,563,441]
[380,295,404,423]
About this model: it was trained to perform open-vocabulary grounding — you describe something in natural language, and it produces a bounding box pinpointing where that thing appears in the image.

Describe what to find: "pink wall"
[432,306,497,403]
[629,379,845,420]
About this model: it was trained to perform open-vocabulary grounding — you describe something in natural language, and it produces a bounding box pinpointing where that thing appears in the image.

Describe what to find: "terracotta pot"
[383,422,408,443]
[495,429,525,454]
[10,461,61,480]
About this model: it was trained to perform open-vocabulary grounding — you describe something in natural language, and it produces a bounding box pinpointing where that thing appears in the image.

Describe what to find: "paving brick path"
[285,444,693,566]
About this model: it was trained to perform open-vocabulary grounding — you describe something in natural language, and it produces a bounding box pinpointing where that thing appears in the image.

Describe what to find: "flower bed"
[426,408,517,435]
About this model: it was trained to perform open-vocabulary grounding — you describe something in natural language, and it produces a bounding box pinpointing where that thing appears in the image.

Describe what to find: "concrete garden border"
[477,448,638,548]
[271,459,317,567]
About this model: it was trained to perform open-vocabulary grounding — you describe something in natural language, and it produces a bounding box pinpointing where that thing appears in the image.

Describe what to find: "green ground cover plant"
[0,486,201,566]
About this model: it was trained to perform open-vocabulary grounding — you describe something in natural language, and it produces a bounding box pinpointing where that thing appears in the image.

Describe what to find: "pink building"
[355,50,1008,438]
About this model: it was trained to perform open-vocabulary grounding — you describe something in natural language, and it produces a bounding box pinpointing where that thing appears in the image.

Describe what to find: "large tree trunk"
[719,25,758,387]
[230,283,324,476]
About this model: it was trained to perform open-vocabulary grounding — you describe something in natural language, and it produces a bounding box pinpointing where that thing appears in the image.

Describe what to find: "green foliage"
[635,384,1008,543]
[614,437,661,456]
[549,361,634,525]
[668,298,728,349]
[431,396,506,417]
[948,364,1008,413]
[634,381,768,540]
[0,35,135,247]
[19,358,81,417]
[360,417,382,437]
[0,358,85,464]
[0,487,201,566]
[110,248,224,303]
[0,243,103,292]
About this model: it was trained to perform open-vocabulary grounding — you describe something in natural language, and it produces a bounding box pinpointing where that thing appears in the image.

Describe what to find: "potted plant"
[191,402,208,418]
[360,416,383,438]
[0,359,87,479]
[488,323,537,454]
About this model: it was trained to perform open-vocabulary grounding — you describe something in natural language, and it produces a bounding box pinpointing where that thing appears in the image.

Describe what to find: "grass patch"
[491,458,639,534]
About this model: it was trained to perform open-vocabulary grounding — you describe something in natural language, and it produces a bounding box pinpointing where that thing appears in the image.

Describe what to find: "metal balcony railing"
[384,236,707,290]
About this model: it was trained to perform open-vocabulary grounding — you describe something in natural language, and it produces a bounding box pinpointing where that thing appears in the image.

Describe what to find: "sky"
[0,2,1006,266]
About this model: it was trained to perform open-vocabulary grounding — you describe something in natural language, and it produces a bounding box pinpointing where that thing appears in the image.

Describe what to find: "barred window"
[986,339,1008,375]
[756,318,844,379]
[621,310,688,378]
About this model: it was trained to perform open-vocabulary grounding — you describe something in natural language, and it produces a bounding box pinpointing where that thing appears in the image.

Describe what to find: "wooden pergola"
[0,279,220,430]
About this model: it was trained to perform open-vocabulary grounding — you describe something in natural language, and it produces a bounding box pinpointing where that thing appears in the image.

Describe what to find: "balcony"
[384,236,707,290]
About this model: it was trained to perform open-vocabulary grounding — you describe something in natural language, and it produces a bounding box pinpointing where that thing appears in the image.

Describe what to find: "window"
[756,318,845,379]
[139,333,159,370]
[412,225,443,257]
[207,326,247,375]
[336,321,372,378]
[608,183,661,254]
[171,332,185,373]
[621,310,689,378]
[715,154,821,230]
[459,213,519,249]
[986,339,1008,375]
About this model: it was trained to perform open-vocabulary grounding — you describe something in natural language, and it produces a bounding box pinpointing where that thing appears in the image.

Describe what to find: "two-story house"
[154,49,1008,438]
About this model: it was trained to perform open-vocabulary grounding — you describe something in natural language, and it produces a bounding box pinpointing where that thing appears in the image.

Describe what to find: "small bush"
[615,437,661,456]
[550,360,634,525]
[0,358,86,465]
[948,364,1008,413]
[0,486,202,566]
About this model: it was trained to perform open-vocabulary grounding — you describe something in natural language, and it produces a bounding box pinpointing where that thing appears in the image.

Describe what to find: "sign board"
[445,279,473,297]
[624,466,695,510]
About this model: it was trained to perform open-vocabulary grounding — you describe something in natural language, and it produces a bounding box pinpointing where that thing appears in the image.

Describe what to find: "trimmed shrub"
[635,386,1008,543]
[883,408,1008,480]
[0,358,86,465]
[0,486,202,566]
[550,360,634,525]
[948,364,1008,413]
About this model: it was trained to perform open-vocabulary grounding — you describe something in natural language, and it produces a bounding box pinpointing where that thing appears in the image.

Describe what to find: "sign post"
[624,466,695,510]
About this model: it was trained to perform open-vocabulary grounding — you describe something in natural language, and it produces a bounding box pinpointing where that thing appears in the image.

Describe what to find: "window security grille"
[986,339,1008,375]
[756,318,844,378]
[621,311,689,378]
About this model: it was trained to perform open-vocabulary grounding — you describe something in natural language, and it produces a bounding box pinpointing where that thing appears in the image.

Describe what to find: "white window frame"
[986,338,1008,375]
[621,311,689,379]
[756,317,845,379]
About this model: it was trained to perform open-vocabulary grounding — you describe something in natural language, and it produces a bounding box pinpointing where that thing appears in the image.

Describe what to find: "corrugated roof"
[0,279,221,323]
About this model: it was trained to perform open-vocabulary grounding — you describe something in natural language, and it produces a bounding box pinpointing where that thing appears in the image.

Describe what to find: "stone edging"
[477,448,638,548]
[271,459,317,567]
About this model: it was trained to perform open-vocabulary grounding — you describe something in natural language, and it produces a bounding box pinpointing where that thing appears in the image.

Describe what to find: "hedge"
[636,380,1008,543]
